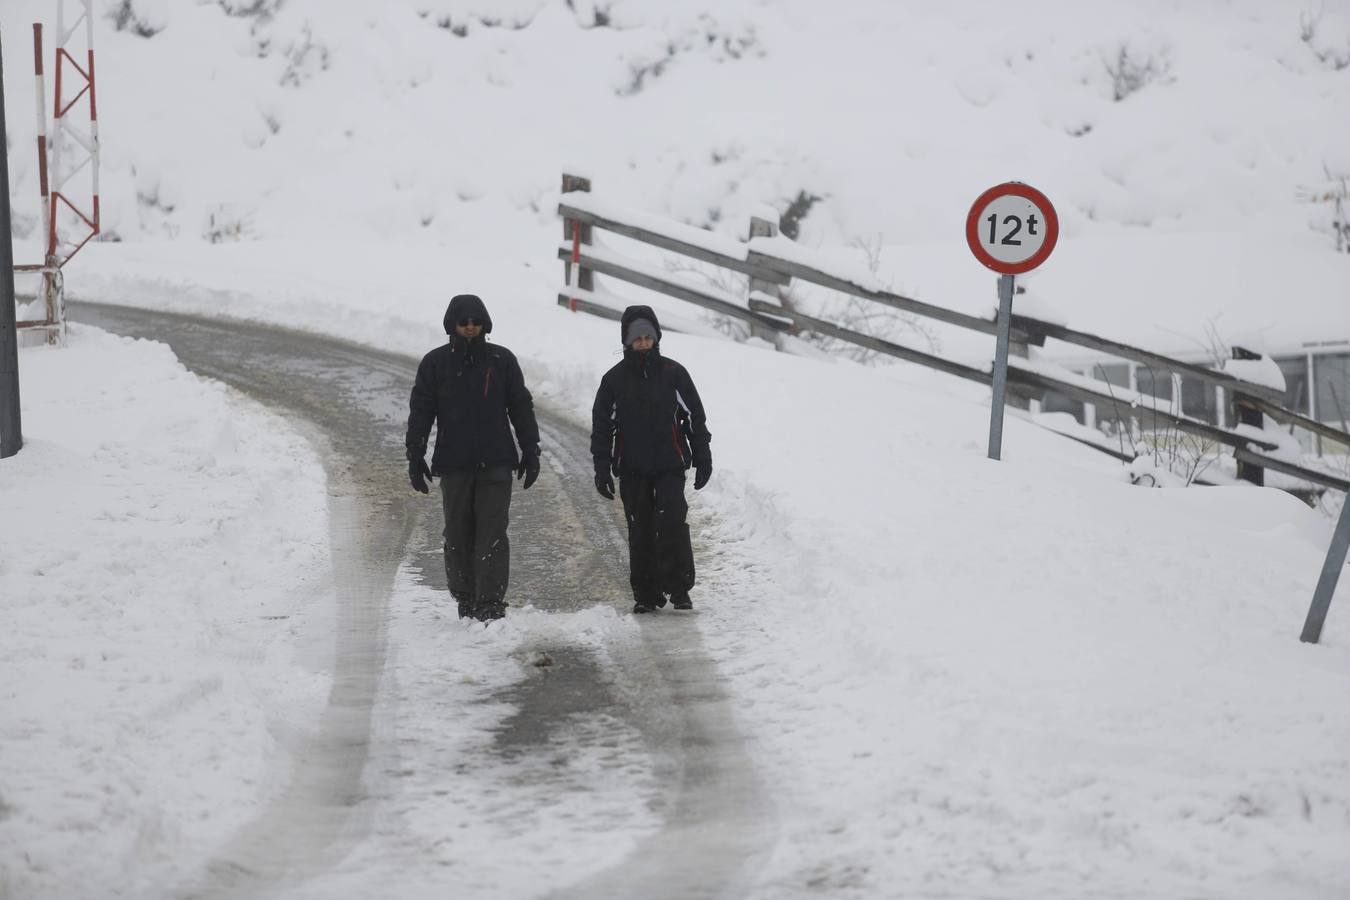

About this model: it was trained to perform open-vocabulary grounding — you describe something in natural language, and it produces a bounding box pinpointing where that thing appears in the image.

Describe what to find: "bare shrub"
[780,235,940,365]
[204,206,254,243]
[1299,165,1350,253]
[617,17,762,96]
[217,0,284,20]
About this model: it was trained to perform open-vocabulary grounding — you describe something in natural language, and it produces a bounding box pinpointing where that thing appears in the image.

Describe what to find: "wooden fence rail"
[559,202,790,286]
[745,248,1002,336]
[556,244,789,333]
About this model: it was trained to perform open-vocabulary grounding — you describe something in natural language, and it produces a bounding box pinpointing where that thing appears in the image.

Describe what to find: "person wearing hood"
[591,305,712,613]
[406,294,541,621]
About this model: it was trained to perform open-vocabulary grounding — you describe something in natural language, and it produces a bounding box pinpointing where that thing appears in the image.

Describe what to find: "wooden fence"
[555,173,1349,495]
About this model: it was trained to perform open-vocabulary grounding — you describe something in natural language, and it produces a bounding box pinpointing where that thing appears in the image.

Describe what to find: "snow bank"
[0,326,331,897]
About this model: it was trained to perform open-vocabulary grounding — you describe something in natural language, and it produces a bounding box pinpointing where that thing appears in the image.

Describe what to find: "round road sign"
[965,182,1058,275]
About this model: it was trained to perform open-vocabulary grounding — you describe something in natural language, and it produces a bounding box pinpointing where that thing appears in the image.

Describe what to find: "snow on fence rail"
[555,173,1349,495]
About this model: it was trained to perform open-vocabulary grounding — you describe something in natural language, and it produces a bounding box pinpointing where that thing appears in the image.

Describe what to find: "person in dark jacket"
[591,305,712,614]
[406,294,541,621]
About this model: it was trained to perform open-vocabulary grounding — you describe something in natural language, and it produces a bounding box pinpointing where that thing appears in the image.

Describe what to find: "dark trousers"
[439,466,513,618]
[619,470,695,604]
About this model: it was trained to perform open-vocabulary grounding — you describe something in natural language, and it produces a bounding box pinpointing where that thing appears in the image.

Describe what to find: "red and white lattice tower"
[18,0,99,346]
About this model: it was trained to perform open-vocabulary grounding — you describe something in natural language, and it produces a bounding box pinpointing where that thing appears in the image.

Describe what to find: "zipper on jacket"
[483,367,492,398]
[670,422,685,462]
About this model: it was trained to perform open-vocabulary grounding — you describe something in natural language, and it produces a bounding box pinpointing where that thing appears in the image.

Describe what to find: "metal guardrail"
[1008,313,1287,405]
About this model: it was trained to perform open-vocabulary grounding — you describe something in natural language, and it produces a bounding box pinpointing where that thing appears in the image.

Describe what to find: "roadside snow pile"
[0,326,331,897]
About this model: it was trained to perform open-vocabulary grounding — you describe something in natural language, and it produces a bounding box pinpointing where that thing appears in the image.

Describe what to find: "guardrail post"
[1005,285,1031,410]
[1231,345,1265,486]
[1300,495,1350,644]
[1,32,24,459]
[561,172,593,294]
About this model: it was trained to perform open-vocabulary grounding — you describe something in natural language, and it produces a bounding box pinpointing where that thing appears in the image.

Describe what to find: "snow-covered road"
[68,303,773,899]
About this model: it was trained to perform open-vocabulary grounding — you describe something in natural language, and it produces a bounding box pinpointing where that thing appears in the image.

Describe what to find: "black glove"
[594,468,615,500]
[516,449,540,490]
[693,460,712,490]
[409,456,433,494]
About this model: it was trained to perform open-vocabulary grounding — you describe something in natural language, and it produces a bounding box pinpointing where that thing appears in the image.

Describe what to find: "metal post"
[1300,498,1350,644]
[1007,283,1031,410]
[987,273,1015,460]
[1,31,25,458]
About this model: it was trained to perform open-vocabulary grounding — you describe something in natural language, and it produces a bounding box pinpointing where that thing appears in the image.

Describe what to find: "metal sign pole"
[1300,498,1350,644]
[968,182,1056,462]
[987,273,1015,460]
[1,30,25,459]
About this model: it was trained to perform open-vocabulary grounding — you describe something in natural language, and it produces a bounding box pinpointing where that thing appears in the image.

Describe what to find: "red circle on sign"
[965,182,1059,275]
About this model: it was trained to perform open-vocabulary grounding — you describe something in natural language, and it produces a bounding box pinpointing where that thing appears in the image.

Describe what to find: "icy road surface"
[70,303,773,900]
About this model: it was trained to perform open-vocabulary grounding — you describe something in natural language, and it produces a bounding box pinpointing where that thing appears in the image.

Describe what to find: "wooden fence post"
[1231,345,1265,486]
[561,172,593,295]
[747,214,786,350]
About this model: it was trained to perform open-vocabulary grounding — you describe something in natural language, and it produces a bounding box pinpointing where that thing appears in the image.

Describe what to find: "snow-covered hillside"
[2,1,1349,898]
[3,0,1349,346]
[6,0,1350,243]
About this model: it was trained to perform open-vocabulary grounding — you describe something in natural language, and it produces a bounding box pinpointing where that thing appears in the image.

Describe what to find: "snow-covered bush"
[1102,41,1172,101]
[617,14,763,95]
[1300,7,1350,71]
[106,0,163,37]
[279,24,330,88]
[217,0,284,21]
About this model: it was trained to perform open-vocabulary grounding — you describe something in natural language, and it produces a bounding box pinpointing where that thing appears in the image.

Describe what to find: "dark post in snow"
[1300,496,1350,644]
[561,172,593,293]
[0,29,25,459]
[987,273,1015,460]
[1230,345,1264,486]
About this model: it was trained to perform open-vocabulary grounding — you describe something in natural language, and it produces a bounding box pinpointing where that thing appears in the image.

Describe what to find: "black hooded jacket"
[406,294,540,473]
[591,305,711,477]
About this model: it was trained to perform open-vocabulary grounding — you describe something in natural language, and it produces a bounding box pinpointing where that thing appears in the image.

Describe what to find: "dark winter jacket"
[406,295,540,473]
[591,306,711,477]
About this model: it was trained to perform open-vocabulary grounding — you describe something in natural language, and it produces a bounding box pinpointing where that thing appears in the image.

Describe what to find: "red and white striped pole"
[83,4,100,241]
[567,218,583,313]
[32,24,51,265]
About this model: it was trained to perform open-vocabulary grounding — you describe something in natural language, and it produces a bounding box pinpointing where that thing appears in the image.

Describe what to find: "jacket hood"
[619,305,662,346]
[444,294,493,334]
